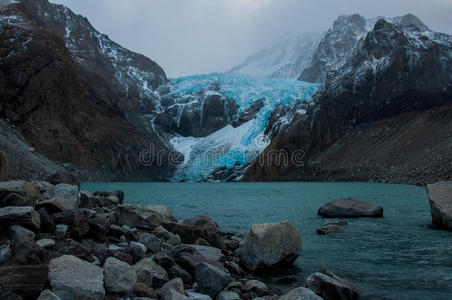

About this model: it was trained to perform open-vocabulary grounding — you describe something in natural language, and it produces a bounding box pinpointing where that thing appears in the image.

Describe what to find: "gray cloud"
[51,0,452,77]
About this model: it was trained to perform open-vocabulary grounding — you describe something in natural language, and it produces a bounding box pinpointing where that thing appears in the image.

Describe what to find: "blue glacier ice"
[168,73,320,182]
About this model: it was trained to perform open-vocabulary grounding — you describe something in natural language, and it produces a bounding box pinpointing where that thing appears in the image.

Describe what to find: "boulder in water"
[426,182,452,230]
[318,198,383,218]
[306,270,360,300]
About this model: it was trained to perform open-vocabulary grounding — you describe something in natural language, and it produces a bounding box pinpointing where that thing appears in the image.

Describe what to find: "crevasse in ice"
[168,73,320,182]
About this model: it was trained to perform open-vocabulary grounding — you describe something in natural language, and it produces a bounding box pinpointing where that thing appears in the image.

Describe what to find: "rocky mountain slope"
[243,17,452,184]
[229,33,322,79]
[0,0,173,180]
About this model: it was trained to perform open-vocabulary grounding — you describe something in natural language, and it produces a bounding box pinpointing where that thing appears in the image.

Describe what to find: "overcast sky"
[50,0,452,77]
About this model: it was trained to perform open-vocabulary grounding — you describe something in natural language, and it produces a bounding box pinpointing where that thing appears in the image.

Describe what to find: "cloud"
[51,0,452,77]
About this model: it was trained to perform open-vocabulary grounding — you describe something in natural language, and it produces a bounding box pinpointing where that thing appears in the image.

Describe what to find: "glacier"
[167,73,320,182]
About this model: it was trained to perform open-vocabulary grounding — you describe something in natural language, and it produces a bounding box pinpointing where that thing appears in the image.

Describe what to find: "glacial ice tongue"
[168,73,320,182]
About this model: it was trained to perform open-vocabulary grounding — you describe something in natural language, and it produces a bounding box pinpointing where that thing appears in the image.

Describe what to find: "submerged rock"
[317,225,345,235]
[318,198,383,218]
[48,255,105,300]
[306,270,360,300]
[426,182,452,230]
[236,221,302,272]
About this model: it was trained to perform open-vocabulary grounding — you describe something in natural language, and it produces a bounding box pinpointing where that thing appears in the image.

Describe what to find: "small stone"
[36,238,56,249]
[244,280,268,296]
[279,287,323,300]
[131,241,148,253]
[186,291,213,300]
[138,233,163,253]
[195,262,231,298]
[161,278,185,299]
[54,224,68,240]
[316,225,345,235]
[37,289,61,300]
[0,240,12,264]
[195,238,210,246]
[215,291,240,300]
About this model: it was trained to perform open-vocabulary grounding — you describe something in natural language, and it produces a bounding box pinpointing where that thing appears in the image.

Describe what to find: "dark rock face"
[0,0,174,181]
[0,150,7,181]
[0,264,48,299]
[318,198,383,218]
[232,99,264,127]
[243,17,452,183]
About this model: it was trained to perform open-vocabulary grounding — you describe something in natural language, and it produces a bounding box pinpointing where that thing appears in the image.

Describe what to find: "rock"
[48,255,105,300]
[7,225,36,263]
[426,182,452,230]
[172,244,225,276]
[44,184,79,207]
[161,278,185,299]
[169,264,194,286]
[36,198,75,213]
[236,221,302,272]
[0,150,8,181]
[46,172,80,189]
[164,215,224,249]
[165,289,190,300]
[135,257,169,282]
[36,238,56,249]
[186,291,213,300]
[153,225,175,240]
[0,240,12,264]
[88,217,111,242]
[133,283,157,298]
[115,205,167,229]
[1,192,35,207]
[195,238,210,246]
[8,224,35,241]
[322,221,348,227]
[52,209,90,240]
[306,270,360,300]
[316,225,345,235]
[0,265,48,298]
[168,234,182,246]
[139,233,163,253]
[279,287,323,300]
[195,262,231,298]
[54,224,69,240]
[37,289,61,300]
[103,256,137,294]
[154,251,175,269]
[0,181,42,205]
[126,243,147,264]
[0,206,40,229]
[224,261,241,275]
[318,198,383,218]
[244,280,268,296]
[147,204,173,219]
[215,291,240,300]
[37,207,56,233]
[131,241,148,254]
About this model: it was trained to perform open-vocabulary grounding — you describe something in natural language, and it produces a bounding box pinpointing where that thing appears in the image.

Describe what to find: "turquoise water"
[82,182,452,300]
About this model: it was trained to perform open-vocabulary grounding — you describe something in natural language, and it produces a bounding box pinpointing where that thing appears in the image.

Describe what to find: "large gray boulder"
[0,150,7,181]
[279,287,323,300]
[195,262,231,298]
[48,255,105,300]
[306,270,359,300]
[134,257,169,282]
[44,184,79,206]
[0,180,42,206]
[236,221,302,272]
[318,198,383,218]
[0,206,40,229]
[114,205,169,229]
[103,256,137,294]
[426,182,452,230]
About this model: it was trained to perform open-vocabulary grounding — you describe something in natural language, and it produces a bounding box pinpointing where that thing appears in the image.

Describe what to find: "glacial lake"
[82,182,452,300]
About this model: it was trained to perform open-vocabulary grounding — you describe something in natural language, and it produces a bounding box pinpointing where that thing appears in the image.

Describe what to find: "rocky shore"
[0,173,362,300]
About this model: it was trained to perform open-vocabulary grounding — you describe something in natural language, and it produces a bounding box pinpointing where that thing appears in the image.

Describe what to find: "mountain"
[0,0,173,180]
[243,16,452,184]
[229,33,322,79]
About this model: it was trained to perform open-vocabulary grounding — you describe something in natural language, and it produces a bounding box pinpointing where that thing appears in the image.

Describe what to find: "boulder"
[1,192,35,207]
[0,181,42,206]
[43,184,79,207]
[37,207,56,233]
[54,224,69,240]
[0,206,40,229]
[154,225,182,245]
[195,262,231,298]
[139,233,163,253]
[172,244,225,276]
[88,217,111,242]
[318,198,383,218]
[215,291,240,300]
[306,270,360,300]
[46,172,80,189]
[52,209,90,240]
[236,221,302,272]
[169,264,194,286]
[243,280,268,296]
[48,255,105,300]
[115,205,167,229]
[317,225,345,235]
[133,282,157,298]
[36,198,75,213]
[103,256,137,294]
[154,251,175,269]
[147,204,173,219]
[0,150,8,181]
[0,240,12,264]
[279,287,323,300]
[426,182,452,230]
[186,291,213,300]
[165,289,190,300]
[0,264,48,298]
[135,257,169,282]
[162,278,185,300]
[37,289,61,300]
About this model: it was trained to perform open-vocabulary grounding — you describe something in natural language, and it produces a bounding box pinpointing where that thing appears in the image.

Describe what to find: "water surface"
[82,182,452,300]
